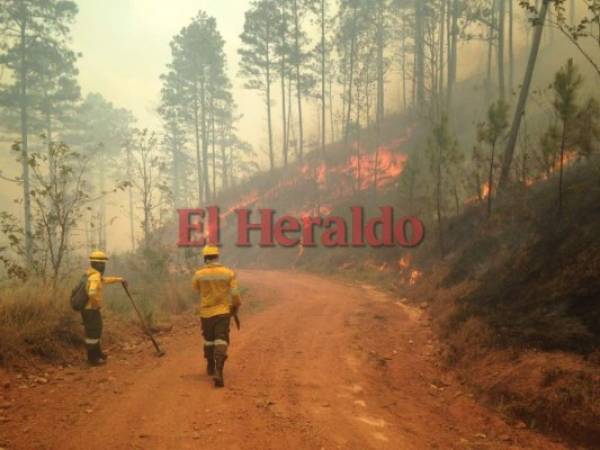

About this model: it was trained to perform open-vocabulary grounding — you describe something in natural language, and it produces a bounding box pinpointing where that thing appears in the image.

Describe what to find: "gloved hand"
[122,279,128,289]
[230,305,239,316]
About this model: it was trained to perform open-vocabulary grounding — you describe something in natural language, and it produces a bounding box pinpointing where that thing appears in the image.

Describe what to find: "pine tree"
[477,99,509,217]
[66,93,135,249]
[0,0,78,267]
[166,12,229,202]
[552,58,583,215]
[239,0,278,171]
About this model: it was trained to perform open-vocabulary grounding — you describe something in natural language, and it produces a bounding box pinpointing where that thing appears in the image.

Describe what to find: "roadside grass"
[0,266,253,368]
[0,267,197,367]
[0,281,81,367]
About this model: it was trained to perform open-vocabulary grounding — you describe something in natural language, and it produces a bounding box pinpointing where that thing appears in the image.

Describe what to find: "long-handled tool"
[122,282,166,357]
[232,312,241,330]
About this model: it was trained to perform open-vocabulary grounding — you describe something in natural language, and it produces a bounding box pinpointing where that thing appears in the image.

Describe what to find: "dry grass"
[0,267,196,368]
[0,282,81,366]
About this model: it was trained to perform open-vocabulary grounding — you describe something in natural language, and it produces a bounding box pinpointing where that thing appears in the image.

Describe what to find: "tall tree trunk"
[498,0,550,190]
[329,72,335,143]
[498,0,506,100]
[486,0,496,102]
[99,156,107,249]
[376,0,385,125]
[436,140,444,256]
[142,149,150,242]
[266,27,275,171]
[228,146,234,187]
[173,128,181,206]
[85,213,91,252]
[220,125,228,189]
[453,183,460,216]
[210,97,216,199]
[415,0,425,104]
[46,108,55,182]
[19,20,33,267]
[509,0,514,93]
[280,50,288,166]
[401,31,407,111]
[193,82,203,204]
[520,112,529,183]
[558,118,567,215]
[366,62,371,129]
[343,7,357,153]
[200,74,210,201]
[412,48,416,106]
[126,145,135,250]
[487,141,496,217]
[286,69,293,153]
[439,0,446,100]
[321,0,326,157]
[354,80,362,192]
[45,107,59,260]
[292,0,304,161]
[341,41,348,136]
[429,18,439,98]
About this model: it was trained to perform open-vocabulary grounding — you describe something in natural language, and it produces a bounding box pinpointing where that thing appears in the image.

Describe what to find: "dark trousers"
[81,309,103,361]
[201,314,231,361]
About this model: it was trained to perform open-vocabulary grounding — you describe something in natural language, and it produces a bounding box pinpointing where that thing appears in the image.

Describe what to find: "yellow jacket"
[85,267,124,310]
[192,262,241,318]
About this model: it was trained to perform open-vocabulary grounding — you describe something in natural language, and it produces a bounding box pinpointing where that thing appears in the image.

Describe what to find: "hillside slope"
[199,110,600,447]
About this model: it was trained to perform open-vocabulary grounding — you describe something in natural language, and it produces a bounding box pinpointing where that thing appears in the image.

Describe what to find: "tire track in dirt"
[0,270,568,449]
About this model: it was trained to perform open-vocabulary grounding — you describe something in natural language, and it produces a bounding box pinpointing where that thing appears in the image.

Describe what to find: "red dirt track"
[0,270,567,449]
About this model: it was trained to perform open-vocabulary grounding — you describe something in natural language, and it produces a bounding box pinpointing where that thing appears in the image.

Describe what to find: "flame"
[481,182,490,199]
[378,262,389,272]
[221,191,260,220]
[397,254,422,286]
[468,149,580,204]
[217,132,412,224]
[398,255,411,270]
[409,269,422,286]
[346,146,408,191]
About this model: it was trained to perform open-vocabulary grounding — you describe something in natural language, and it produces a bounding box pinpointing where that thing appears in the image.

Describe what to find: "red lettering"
[206,206,220,245]
[365,206,394,247]
[302,216,322,246]
[351,206,364,246]
[321,216,348,247]
[236,209,274,246]
[395,216,425,247]
[274,216,301,247]
[177,209,205,247]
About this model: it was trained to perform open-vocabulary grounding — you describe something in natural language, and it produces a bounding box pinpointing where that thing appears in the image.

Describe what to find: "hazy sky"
[72,0,262,148]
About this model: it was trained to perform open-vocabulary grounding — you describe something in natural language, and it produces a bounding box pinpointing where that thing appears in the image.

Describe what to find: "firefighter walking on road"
[83,250,127,366]
[192,245,242,388]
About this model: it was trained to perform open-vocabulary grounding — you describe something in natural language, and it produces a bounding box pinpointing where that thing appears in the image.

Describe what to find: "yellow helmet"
[89,250,109,262]
[202,245,220,257]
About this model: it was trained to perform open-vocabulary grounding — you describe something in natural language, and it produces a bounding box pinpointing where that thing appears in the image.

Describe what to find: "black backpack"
[70,274,89,312]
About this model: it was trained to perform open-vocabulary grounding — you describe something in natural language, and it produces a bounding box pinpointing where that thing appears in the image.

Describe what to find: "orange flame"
[409,269,422,286]
[398,255,411,270]
[218,133,412,222]
[347,147,408,191]
[481,182,490,199]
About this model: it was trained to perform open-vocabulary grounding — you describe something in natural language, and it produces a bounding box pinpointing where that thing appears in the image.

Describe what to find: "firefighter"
[83,250,127,366]
[192,245,241,388]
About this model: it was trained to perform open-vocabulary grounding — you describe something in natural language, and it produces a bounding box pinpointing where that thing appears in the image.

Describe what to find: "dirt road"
[0,270,568,449]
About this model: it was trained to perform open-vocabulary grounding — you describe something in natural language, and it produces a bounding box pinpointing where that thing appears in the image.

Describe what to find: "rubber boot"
[88,345,105,366]
[98,344,108,361]
[213,354,226,388]
[86,344,96,364]
[204,345,215,376]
